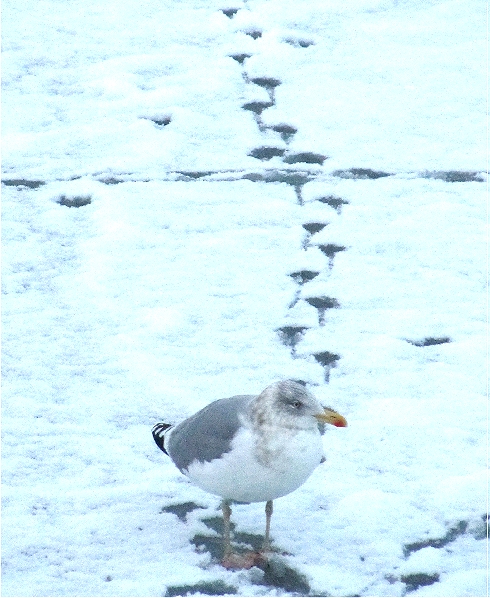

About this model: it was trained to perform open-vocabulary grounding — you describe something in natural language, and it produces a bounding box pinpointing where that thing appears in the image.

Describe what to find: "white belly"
[184,426,324,503]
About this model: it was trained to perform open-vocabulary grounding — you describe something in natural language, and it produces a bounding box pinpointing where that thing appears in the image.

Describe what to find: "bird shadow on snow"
[161,502,319,597]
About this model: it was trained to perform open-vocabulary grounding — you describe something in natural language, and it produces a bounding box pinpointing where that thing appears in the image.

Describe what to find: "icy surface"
[2,0,486,596]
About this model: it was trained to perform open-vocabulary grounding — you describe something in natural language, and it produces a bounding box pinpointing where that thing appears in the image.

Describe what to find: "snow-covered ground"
[2,0,487,596]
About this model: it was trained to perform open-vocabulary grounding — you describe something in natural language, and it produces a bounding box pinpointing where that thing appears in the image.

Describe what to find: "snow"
[2,0,487,596]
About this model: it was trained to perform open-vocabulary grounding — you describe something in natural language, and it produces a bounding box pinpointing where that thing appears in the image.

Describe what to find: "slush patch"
[221,8,239,18]
[244,29,262,39]
[2,179,46,188]
[230,53,251,64]
[305,296,340,309]
[250,77,281,90]
[248,147,286,161]
[160,502,206,522]
[284,152,327,165]
[165,580,237,596]
[302,222,327,234]
[315,195,349,212]
[407,337,451,347]
[317,244,346,258]
[333,168,392,179]
[289,270,320,284]
[242,101,273,114]
[57,194,92,207]
[422,171,484,183]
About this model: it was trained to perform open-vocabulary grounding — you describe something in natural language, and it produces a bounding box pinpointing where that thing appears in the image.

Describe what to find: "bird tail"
[152,423,173,455]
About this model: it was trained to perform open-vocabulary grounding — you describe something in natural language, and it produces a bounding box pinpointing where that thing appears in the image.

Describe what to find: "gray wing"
[167,395,254,473]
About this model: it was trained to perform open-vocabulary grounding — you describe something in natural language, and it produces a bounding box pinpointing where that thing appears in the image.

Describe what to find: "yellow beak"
[314,407,348,428]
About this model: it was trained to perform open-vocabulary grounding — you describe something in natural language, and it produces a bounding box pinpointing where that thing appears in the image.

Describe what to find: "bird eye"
[291,400,302,409]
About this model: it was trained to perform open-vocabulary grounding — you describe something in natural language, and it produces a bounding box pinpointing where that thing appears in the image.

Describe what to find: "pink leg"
[263,500,273,552]
[222,500,232,558]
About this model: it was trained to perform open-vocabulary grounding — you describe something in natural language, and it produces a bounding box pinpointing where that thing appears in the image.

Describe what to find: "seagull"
[152,379,347,569]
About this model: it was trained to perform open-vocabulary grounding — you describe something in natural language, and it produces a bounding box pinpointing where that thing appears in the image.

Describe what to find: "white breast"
[184,425,324,503]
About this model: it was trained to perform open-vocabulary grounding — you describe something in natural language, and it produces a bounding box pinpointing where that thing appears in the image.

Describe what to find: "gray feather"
[167,395,254,472]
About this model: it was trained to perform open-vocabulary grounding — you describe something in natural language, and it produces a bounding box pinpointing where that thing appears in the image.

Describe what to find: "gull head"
[251,380,347,431]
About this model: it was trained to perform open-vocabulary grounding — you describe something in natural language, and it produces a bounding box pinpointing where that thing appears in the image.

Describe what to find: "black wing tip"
[152,423,173,455]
